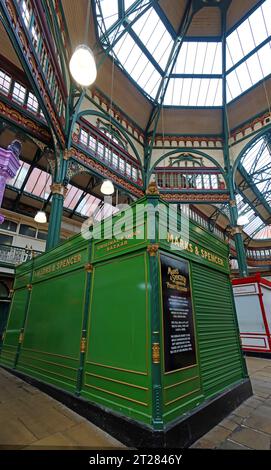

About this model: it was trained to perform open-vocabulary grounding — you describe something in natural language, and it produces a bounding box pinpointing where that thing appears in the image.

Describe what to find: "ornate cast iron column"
[46,182,68,251]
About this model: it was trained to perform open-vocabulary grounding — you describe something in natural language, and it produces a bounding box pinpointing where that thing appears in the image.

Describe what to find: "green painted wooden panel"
[82,252,152,424]
[13,268,32,290]
[17,269,86,393]
[190,263,245,398]
[0,288,28,367]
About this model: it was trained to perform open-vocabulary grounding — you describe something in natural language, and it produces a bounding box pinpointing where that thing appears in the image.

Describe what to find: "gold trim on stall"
[84,383,148,407]
[165,388,201,406]
[85,372,149,391]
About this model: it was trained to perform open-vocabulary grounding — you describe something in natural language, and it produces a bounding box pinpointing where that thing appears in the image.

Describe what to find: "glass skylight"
[236,133,271,238]
[226,0,271,70]
[96,0,271,106]
[254,225,271,239]
[235,193,264,237]
[64,185,117,219]
[9,161,29,189]
[241,134,271,203]
[112,31,162,98]
[99,0,119,31]
[132,7,173,70]
[174,42,222,75]
[24,168,51,198]
[227,41,271,101]
[164,78,222,106]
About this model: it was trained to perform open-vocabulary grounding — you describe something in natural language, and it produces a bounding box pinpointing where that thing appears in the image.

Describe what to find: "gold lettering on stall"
[34,254,82,278]
[167,233,224,267]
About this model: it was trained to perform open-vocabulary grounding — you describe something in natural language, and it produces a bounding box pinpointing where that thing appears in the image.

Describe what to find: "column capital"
[146,181,160,195]
[50,183,68,197]
[147,244,159,256]
[63,149,73,160]
[229,199,236,207]
[230,226,243,235]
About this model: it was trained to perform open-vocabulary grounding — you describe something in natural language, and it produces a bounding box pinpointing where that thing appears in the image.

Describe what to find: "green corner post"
[76,247,93,396]
[146,191,164,430]
[14,261,34,369]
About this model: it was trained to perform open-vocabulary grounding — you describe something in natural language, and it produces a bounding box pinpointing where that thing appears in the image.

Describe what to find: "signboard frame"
[159,252,198,374]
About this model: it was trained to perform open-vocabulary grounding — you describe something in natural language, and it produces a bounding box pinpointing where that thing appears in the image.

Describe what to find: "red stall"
[232,274,271,355]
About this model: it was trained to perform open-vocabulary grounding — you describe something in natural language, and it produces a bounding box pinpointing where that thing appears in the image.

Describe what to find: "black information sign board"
[160,254,197,372]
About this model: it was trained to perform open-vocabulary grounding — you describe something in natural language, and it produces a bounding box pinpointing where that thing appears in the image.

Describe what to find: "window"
[126,162,131,176]
[27,92,39,113]
[1,220,17,233]
[0,234,13,246]
[21,0,31,28]
[132,168,138,180]
[31,20,40,51]
[37,230,47,241]
[104,147,111,163]
[0,71,11,94]
[112,152,118,167]
[9,161,30,189]
[119,157,125,172]
[88,135,96,152]
[19,224,37,238]
[13,82,27,104]
[79,129,89,146]
[97,142,104,158]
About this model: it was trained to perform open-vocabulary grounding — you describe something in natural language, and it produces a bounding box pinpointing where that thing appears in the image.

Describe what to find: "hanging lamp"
[34,210,47,224]
[101,179,114,195]
[69,2,97,87]
[34,168,48,224]
[69,45,97,87]
[237,215,249,226]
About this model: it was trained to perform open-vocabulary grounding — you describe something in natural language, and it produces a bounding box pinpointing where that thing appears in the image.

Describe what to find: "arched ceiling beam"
[238,165,271,218]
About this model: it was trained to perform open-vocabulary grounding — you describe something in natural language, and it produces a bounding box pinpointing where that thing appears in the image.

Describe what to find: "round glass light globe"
[69,45,97,87]
[237,215,249,226]
[101,180,115,195]
[34,210,47,224]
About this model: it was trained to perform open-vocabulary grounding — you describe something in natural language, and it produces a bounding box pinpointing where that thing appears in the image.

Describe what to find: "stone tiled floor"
[0,368,124,449]
[0,357,271,449]
[191,356,271,450]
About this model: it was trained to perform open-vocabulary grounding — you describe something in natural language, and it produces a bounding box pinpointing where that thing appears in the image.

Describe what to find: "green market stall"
[0,195,251,447]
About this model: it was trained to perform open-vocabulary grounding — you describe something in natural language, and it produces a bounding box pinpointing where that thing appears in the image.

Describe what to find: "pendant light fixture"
[237,215,249,226]
[69,2,97,87]
[34,167,48,224]
[101,179,114,196]
[69,45,97,87]
[34,210,47,224]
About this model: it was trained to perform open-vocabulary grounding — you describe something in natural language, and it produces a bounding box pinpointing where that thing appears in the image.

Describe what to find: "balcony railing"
[0,245,41,266]
[154,167,226,191]
[76,124,143,186]
[247,248,271,262]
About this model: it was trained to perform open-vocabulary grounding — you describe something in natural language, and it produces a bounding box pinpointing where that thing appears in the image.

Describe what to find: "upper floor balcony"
[0,244,41,267]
